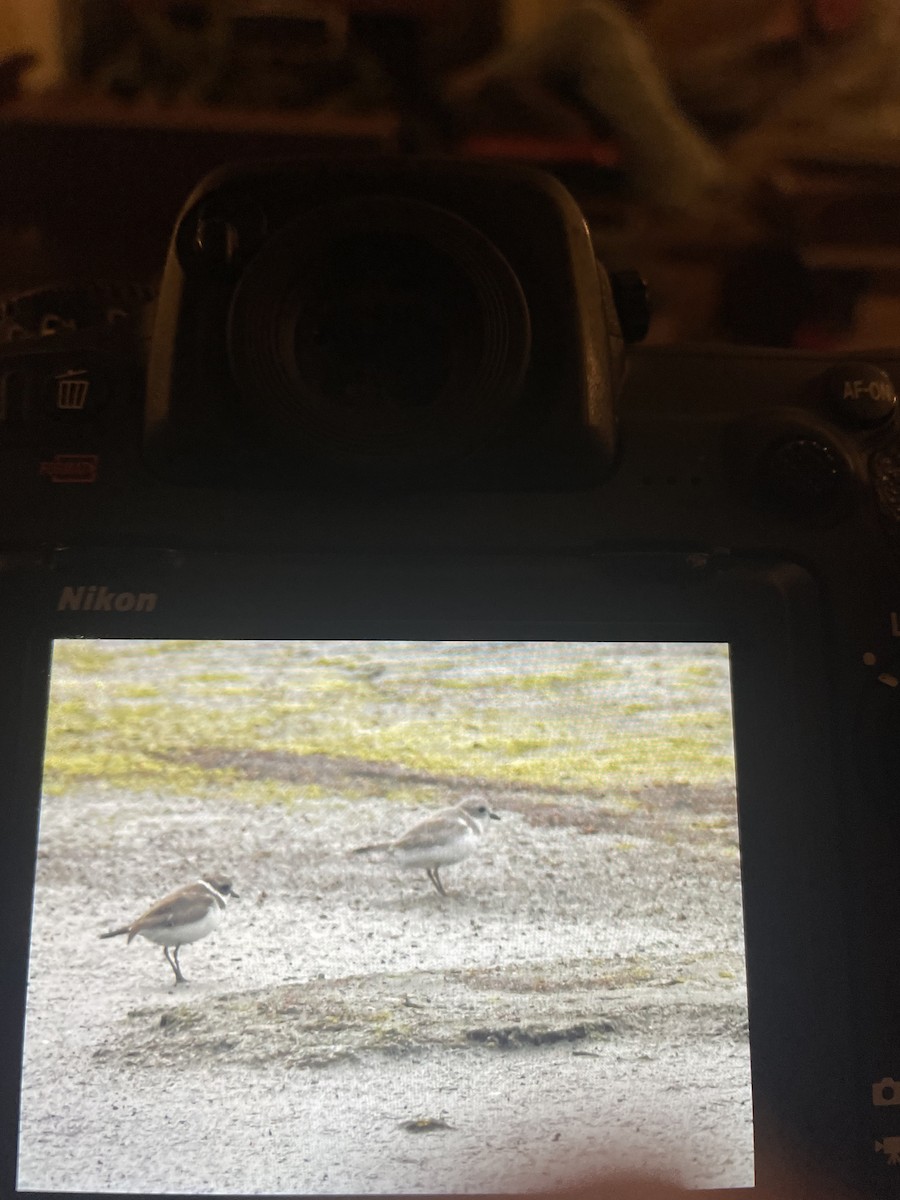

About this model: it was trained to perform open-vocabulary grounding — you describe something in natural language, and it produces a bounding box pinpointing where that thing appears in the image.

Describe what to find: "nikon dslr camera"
[1,160,900,1200]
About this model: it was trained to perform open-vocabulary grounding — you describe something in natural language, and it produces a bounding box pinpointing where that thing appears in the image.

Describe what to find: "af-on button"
[824,362,897,426]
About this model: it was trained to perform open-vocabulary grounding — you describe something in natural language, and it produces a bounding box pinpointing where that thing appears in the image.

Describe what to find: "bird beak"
[490,811,500,820]
[231,890,241,900]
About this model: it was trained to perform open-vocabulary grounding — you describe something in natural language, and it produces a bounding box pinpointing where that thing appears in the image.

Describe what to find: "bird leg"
[426,867,447,897]
[164,945,187,985]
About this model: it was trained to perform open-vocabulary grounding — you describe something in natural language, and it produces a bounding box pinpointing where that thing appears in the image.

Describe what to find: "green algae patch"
[44,640,736,799]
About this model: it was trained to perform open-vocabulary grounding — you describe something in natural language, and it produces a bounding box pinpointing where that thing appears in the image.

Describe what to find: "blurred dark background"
[1,0,898,349]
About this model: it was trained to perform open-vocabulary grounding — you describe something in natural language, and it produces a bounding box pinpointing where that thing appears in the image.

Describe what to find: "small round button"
[184,201,267,271]
[824,361,897,426]
[193,216,241,265]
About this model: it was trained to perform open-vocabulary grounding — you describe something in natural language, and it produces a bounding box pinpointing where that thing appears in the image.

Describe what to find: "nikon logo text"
[57,586,158,613]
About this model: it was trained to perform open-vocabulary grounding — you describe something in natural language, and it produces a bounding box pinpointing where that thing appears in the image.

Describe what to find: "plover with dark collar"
[100,874,237,984]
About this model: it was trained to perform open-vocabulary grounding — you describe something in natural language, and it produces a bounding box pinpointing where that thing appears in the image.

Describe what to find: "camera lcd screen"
[18,639,752,1194]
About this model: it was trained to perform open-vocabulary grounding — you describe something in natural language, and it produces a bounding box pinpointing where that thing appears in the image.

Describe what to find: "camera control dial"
[758,435,847,509]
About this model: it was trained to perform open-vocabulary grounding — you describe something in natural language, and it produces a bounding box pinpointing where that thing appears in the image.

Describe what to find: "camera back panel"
[2,160,900,1199]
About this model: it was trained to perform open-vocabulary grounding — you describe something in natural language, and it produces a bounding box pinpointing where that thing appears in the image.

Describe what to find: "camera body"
[1,160,900,1199]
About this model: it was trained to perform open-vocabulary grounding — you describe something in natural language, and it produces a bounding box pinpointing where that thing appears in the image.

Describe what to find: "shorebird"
[100,874,237,984]
[353,797,500,895]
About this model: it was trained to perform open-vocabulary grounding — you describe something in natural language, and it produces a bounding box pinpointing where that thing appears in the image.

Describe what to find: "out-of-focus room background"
[1,0,898,349]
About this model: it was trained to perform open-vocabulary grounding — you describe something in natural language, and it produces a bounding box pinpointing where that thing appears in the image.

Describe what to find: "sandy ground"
[17,769,753,1195]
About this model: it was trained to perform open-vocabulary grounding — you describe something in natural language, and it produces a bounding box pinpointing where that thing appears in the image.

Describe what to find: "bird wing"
[129,884,211,938]
[352,841,392,856]
[395,810,467,852]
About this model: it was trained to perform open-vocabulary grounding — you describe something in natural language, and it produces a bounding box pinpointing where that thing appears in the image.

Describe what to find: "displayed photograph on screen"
[18,640,751,1194]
